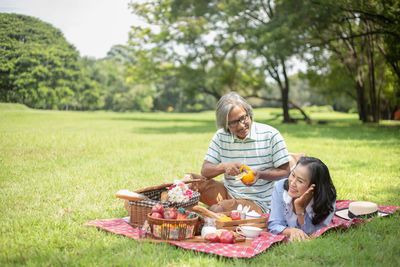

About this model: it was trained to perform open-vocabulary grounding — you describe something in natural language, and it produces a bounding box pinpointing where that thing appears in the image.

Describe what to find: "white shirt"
[268,178,336,235]
[204,121,289,212]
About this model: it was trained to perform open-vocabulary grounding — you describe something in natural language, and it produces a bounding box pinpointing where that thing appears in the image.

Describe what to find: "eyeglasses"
[228,114,249,128]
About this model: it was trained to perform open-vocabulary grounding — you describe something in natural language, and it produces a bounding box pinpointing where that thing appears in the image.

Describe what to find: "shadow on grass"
[111,116,215,123]
[109,115,400,142]
[111,116,217,134]
[137,123,217,134]
[264,120,400,143]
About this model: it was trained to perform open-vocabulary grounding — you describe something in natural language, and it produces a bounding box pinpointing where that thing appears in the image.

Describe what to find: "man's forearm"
[201,161,225,179]
[257,163,290,181]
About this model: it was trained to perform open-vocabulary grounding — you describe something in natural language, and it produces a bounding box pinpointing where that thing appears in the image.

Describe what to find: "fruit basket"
[147,213,199,240]
[127,182,200,227]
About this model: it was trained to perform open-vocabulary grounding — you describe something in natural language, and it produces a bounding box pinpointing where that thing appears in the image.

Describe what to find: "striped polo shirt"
[204,121,289,212]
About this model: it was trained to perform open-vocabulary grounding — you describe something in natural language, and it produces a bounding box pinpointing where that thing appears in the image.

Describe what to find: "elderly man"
[189,92,303,214]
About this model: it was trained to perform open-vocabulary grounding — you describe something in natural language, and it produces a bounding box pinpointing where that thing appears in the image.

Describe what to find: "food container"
[245,211,262,220]
[201,217,217,239]
[216,212,267,231]
[127,183,200,227]
[147,213,199,240]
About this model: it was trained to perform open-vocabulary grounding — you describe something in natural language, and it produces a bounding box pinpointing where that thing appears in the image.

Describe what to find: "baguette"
[116,190,148,202]
[192,205,224,219]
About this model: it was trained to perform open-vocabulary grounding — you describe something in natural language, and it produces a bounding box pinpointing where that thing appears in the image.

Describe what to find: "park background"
[1,0,400,266]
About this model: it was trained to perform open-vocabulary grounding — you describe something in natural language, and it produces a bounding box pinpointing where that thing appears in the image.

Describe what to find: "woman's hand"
[282,228,310,242]
[293,184,315,212]
[223,162,242,176]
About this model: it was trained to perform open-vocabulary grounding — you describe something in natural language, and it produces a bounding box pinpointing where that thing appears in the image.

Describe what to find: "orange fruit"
[218,216,233,222]
[241,172,255,183]
[239,165,255,183]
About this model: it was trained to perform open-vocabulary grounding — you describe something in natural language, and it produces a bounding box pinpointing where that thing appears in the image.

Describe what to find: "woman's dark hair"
[284,157,337,225]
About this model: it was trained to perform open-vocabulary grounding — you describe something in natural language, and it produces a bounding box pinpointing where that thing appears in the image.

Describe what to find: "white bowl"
[245,211,261,219]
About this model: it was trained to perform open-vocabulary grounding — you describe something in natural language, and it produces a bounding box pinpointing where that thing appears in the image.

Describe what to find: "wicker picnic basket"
[128,183,200,227]
[147,213,199,240]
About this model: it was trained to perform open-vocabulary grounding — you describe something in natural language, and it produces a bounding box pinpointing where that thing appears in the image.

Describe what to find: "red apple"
[163,207,177,219]
[177,213,188,220]
[205,233,220,243]
[151,212,163,219]
[220,230,235,244]
[230,211,241,220]
[151,203,164,215]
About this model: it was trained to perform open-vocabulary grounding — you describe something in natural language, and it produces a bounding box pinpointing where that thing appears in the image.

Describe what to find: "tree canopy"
[272,0,400,122]
[128,0,305,122]
[0,13,101,110]
[1,2,399,121]
[127,0,400,122]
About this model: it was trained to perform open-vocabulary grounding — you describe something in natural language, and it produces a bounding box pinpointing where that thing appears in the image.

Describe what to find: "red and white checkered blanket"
[85,200,399,258]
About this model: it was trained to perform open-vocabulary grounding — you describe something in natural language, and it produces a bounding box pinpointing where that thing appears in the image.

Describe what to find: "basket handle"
[135,179,204,194]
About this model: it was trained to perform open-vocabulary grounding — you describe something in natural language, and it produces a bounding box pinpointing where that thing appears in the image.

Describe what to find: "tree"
[274,0,400,122]
[81,45,156,112]
[0,13,101,110]
[333,0,400,84]
[129,0,309,122]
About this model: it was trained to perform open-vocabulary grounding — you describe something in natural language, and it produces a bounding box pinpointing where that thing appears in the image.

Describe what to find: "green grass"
[1,104,399,266]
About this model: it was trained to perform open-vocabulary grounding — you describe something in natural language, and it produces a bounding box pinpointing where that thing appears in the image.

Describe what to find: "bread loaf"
[192,205,224,219]
[116,190,148,201]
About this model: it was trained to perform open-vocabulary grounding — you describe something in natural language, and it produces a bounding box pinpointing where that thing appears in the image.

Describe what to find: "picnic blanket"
[85,200,399,258]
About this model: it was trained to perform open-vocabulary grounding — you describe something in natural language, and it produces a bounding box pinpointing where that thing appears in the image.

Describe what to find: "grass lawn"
[1,103,399,266]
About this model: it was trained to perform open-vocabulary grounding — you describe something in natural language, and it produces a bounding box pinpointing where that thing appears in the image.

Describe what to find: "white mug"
[236,225,262,239]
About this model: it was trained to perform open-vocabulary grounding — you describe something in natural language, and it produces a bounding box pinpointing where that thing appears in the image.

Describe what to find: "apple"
[177,213,188,220]
[163,207,177,219]
[205,233,220,243]
[151,203,164,215]
[151,212,163,219]
[177,207,188,219]
[220,230,235,244]
[230,211,241,220]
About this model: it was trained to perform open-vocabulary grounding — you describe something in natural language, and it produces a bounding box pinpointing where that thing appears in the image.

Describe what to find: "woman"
[268,157,336,241]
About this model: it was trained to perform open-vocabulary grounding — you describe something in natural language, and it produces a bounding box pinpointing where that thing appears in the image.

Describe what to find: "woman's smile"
[287,165,312,198]
[289,186,297,194]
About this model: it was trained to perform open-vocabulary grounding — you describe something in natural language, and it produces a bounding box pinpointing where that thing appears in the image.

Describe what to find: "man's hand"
[242,169,259,186]
[293,184,315,212]
[223,162,242,176]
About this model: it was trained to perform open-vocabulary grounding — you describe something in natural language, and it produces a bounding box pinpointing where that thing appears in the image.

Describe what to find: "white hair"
[215,92,253,133]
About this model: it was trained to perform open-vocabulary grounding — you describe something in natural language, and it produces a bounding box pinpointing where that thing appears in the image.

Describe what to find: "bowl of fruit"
[147,204,200,240]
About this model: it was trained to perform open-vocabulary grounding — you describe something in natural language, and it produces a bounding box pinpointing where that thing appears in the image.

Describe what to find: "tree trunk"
[366,27,379,122]
[355,81,368,122]
[281,87,291,123]
[289,100,312,124]
[281,59,292,123]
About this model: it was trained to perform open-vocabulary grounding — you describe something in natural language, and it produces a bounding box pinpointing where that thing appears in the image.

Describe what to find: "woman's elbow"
[268,224,283,235]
